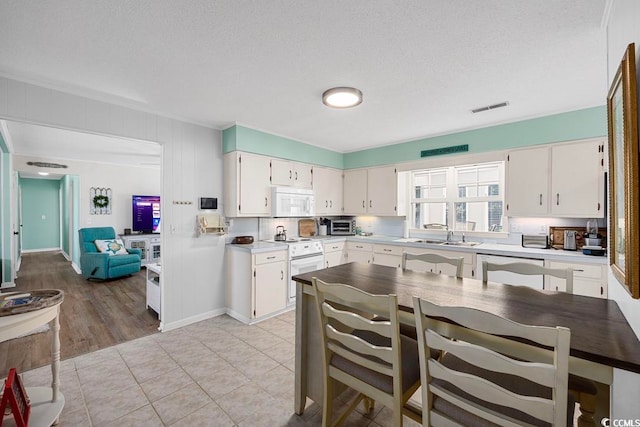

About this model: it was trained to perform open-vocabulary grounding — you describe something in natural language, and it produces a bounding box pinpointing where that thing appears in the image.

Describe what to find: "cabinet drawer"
[346,242,373,252]
[254,251,287,265]
[547,261,603,280]
[324,241,345,252]
[373,244,403,256]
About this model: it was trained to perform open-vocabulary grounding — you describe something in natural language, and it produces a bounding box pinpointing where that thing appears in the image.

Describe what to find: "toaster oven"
[328,219,356,235]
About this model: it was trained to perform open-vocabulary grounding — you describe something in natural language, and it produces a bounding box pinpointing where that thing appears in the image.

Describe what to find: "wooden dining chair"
[413,296,575,426]
[481,260,598,427]
[481,260,574,293]
[312,278,421,427]
[402,252,464,279]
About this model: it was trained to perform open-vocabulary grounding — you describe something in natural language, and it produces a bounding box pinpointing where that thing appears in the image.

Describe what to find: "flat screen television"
[132,195,160,233]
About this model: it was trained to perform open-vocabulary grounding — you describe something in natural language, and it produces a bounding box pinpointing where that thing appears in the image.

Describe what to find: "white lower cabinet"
[226,247,288,324]
[372,244,402,268]
[121,234,161,266]
[345,241,373,264]
[323,240,346,268]
[545,260,607,298]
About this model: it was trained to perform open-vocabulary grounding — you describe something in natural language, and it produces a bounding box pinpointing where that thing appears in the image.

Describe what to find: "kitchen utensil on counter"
[586,219,599,236]
[298,218,317,237]
[563,230,577,250]
[585,237,602,246]
[582,246,606,256]
[274,226,287,241]
[232,236,254,244]
[319,225,327,236]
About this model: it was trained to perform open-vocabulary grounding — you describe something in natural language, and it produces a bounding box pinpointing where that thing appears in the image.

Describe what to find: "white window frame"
[409,161,507,237]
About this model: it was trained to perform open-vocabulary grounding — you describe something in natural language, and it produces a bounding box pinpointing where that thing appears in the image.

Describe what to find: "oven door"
[289,254,324,304]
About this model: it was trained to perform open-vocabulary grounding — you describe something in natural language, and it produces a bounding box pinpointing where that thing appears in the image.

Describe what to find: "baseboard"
[61,251,71,261]
[160,308,227,332]
[0,282,16,289]
[226,306,292,325]
[71,263,81,274]
[226,308,251,325]
[21,248,62,254]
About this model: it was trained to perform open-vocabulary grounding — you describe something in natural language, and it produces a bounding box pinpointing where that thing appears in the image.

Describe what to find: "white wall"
[13,155,160,234]
[0,76,226,331]
[605,0,640,419]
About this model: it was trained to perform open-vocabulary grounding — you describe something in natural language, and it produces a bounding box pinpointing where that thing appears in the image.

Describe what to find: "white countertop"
[225,234,608,264]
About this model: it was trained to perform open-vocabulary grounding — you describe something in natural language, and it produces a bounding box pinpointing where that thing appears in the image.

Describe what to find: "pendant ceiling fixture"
[322,87,363,109]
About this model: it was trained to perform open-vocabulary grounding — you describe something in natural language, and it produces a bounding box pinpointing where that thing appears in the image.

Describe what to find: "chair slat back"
[313,278,402,378]
[402,252,464,279]
[482,261,574,294]
[413,297,570,426]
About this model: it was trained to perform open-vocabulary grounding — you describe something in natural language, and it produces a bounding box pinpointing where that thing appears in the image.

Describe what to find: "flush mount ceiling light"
[322,87,363,108]
[38,172,50,176]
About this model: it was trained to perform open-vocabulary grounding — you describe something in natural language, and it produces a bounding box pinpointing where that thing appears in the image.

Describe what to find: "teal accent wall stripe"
[222,125,237,153]
[223,125,344,169]
[21,178,61,250]
[344,106,607,169]
[1,148,10,283]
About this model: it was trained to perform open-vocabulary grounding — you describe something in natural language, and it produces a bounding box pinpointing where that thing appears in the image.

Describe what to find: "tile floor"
[22,310,419,426]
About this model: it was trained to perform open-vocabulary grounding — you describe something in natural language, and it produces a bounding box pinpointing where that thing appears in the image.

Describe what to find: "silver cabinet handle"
[265,197,268,207]
[356,245,363,248]
[295,171,298,180]
[281,270,284,280]
[362,200,365,208]
[369,200,372,208]
[330,200,332,208]
[289,170,292,179]
[267,256,276,260]
[383,249,392,252]
[325,200,328,207]
[539,194,542,205]
[556,193,560,205]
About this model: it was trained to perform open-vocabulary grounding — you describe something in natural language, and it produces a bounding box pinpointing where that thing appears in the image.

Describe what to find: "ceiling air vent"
[471,101,509,114]
[26,161,68,169]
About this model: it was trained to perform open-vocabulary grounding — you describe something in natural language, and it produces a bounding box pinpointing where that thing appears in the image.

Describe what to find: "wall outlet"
[510,223,522,232]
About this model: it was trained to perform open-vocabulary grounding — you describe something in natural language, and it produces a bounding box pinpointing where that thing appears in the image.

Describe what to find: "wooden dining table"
[292,262,640,421]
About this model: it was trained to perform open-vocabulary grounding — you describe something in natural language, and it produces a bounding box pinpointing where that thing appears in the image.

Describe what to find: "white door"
[254,260,287,317]
[239,153,271,215]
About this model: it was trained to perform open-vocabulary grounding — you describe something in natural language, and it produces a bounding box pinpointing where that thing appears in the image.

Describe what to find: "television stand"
[120,234,161,266]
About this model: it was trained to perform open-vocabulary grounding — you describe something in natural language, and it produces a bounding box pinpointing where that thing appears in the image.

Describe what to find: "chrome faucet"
[446,230,454,242]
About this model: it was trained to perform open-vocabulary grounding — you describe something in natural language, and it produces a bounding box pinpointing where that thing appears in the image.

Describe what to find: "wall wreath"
[93,194,109,208]
[90,187,112,215]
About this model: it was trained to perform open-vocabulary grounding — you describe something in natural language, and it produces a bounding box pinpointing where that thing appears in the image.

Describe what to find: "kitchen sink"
[439,241,480,247]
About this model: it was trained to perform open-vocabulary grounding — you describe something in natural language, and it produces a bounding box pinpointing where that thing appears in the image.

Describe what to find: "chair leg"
[576,392,597,427]
[363,397,375,414]
[323,378,333,427]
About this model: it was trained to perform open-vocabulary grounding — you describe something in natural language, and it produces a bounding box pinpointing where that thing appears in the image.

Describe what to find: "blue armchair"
[79,227,142,280]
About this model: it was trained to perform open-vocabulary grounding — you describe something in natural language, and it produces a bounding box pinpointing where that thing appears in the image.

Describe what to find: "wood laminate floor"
[0,251,159,377]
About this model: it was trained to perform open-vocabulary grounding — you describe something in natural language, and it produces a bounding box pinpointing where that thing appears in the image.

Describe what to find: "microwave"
[329,219,356,235]
[272,187,315,217]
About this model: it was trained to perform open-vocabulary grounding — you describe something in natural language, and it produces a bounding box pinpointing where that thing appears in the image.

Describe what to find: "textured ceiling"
[0,1,607,154]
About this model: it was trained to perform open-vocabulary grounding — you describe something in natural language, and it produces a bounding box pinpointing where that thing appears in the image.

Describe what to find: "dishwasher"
[476,254,544,289]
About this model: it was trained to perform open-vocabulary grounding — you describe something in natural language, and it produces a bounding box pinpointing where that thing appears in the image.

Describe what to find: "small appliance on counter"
[563,230,577,251]
[522,235,550,249]
[274,226,287,241]
[327,218,356,235]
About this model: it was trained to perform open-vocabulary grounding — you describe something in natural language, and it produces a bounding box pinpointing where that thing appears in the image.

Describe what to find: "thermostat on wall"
[199,197,217,210]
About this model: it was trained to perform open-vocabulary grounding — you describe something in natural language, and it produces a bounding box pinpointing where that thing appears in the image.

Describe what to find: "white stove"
[265,238,324,304]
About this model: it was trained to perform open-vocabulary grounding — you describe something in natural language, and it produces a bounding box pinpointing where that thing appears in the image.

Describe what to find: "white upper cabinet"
[367,166,398,216]
[550,140,604,217]
[506,147,549,216]
[271,159,313,188]
[506,139,605,218]
[343,169,368,214]
[343,166,399,216]
[224,152,272,217]
[314,166,343,215]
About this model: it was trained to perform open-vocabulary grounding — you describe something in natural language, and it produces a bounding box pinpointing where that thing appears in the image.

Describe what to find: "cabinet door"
[254,260,287,317]
[372,253,401,268]
[293,163,314,188]
[271,158,294,186]
[550,140,604,217]
[239,153,271,216]
[347,250,372,265]
[325,251,345,268]
[314,167,343,215]
[367,166,398,215]
[343,169,368,214]
[547,261,606,298]
[506,147,549,216]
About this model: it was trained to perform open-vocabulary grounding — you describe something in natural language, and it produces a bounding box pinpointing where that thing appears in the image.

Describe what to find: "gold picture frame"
[608,43,639,298]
